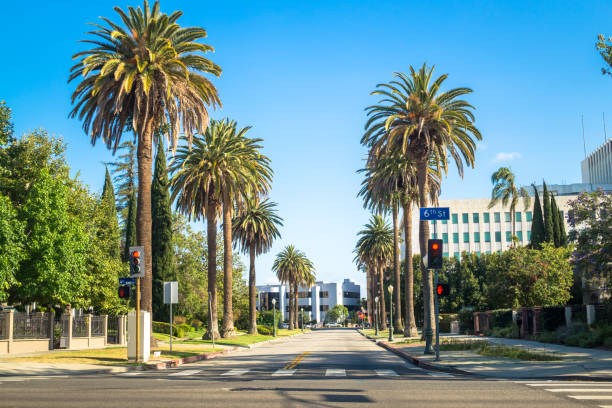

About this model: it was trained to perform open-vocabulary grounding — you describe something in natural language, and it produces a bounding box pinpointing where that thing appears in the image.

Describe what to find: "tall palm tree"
[362,64,481,347]
[354,215,394,330]
[170,119,272,338]
[69,0,221,315]
[488,167,531,246]
[232,198,283,335]
[272,246,315,330]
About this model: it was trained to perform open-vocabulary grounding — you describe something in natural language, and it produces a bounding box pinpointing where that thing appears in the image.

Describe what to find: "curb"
[245,331,308,349]
[377,341,469,376]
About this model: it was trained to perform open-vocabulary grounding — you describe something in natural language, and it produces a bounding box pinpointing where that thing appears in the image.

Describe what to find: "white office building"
[256,279,361,323]
[582,138,612,186]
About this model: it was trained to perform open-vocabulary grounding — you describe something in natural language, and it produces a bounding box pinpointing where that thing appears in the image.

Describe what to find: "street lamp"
[272,298,277,337]
[388,285,394,342]
[300,307,304,332]
[374,296,380,336]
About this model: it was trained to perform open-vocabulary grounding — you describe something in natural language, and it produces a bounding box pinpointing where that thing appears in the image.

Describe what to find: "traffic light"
[427,239,443,269]
[118,285,131,299]
[436,283,450,297]
[129,246,145,278]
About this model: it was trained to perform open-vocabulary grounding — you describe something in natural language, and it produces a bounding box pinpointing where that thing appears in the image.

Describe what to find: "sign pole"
[136,277,141,363]
[434,268,440,361]
[170,301,173,353]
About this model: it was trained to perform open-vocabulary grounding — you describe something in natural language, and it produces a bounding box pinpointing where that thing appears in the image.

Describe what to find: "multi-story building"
[256,279,361,323]
[582,138,612,186]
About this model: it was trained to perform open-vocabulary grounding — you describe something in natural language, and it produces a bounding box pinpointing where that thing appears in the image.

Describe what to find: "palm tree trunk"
[417,159,435,342]
[378,266,387,330]
[248,245,257,335]
[136,126,153,323]
[366,269,373,325]
[403,200,418,337]
[221,200,235,338]
[392,200,403,333]
[293,284,298,329]
[288,283,294,330]
[206,199,220,339]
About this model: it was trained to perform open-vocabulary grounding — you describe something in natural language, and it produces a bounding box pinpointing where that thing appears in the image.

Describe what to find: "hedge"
[540,306,565,331]
[152,321,184,338]
[489,309,513,329]
[257,325,273,335]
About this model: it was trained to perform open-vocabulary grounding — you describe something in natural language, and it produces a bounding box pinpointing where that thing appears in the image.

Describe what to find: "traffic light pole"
[434,268,440,361]
[136,277,141,363]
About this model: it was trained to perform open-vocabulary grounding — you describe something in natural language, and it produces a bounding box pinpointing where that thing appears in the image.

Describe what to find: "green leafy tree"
[69,0,221,317]
[362,64,481,343]
[170,119,272,338]
[232,198,283,334]
[107,141,137,227]
[543,182,554,243]
[567,189,612,280]
[0,194,23,301]
[596,34,612,75]
[558,206,567,247]
[124,189,138,261]
[101,167,120,259]
[326,305,349,324]
[151,138,175,322]
[0,101,14,146]
[551,193,561,247]
[530,185,545,248]
[488,167,530,245]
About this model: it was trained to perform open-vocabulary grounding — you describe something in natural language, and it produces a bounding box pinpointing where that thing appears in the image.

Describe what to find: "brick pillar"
[103,315,108,346]
[118,315,126,345]
[64,313,73,349]
[473,312,479,334]
[5,310,13,354]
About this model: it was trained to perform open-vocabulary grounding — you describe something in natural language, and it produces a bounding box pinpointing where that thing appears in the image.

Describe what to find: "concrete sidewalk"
[385,335,612,380]
[0,362,133,377]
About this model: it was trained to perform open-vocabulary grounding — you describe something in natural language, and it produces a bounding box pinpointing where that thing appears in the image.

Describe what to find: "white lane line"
[527,383,612,387]
[221,369,250,376]
[325,369,346,377]
[168,369,201,377]
[272,369,296,376]
[547,389,612,392]
[117,372,144,376]
[570,396,612,400]
[427,372,454,377]
[376,369,399,377]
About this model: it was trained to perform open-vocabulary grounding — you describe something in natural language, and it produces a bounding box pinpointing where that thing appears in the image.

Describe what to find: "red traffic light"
[436,283,449,297]
[118,285,131,299]
[132,250,140,258]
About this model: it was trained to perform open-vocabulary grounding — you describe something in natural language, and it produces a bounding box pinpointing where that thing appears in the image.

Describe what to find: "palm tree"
[354,215,394,330]
[362,64,481,346]
[69,0,221,315]
[272,246,315,330]
[170,119,272,338]
[488,167,531,246]
[232,198,283,335]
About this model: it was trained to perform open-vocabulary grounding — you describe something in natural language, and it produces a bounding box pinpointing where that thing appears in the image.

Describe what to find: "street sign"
[419,207,450,220]
[163,281,179,304]
[119,277,136,286]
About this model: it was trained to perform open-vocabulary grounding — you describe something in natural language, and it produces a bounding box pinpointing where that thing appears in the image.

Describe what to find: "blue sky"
[1,1,612,294]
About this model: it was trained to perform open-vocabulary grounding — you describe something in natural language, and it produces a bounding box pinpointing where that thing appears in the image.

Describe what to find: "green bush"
[257,325,273,335]
[458,310,474,333]
[540,306,565,332]
[152,321,184,338]
[537,331,556,344]
[179,323,193,333]
[489,324,519,339]
[489,309,513,329]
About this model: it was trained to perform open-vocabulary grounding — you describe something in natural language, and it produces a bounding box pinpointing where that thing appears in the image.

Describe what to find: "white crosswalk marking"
[547,389,612,392]
[569,396,612,400]
[376,370,398,377]
[523,381,612,403]
[168,369,201,377]
[272,369,295,376]
[427,372,454,377]
[222,369,250,376]
[325,369,346,377]
[117,372,144,376]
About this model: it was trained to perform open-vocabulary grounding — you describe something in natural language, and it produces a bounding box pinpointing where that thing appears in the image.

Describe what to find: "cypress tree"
[551,194,561,247]
[542,181,554,243]
[151,138,175,322]
[558,208,567,246]
[101,167,120,259]
[123,188,137,262]
[530,184,545,248]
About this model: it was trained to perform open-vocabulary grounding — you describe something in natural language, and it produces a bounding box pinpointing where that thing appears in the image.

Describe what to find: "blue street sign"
[119,277,136,286]
[420,207,450,221]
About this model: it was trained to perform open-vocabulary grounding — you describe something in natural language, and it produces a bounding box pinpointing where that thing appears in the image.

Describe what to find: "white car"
[325,323,342,328]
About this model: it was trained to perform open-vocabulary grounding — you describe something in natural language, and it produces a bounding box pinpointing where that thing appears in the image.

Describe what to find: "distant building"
[256,279,361,323]
[582,138,612,186]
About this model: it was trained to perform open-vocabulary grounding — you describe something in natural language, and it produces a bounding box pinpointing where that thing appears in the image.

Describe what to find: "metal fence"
[91,316,105,337]
[0,313,6,339]
[72,315,89,338]
[107,316,119,344]
[13,312,50,339]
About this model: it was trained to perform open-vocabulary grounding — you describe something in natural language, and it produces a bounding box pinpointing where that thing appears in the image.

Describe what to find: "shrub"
[152,321,184,338]
[537,331,557,344]
[257,325,273,335]
[179,323,193,333]
[489,309,513,329]
[458,310,474,333]
[540,306,566,332]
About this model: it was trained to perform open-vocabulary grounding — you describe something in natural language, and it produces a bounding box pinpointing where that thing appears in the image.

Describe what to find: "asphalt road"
[0,329,608,407]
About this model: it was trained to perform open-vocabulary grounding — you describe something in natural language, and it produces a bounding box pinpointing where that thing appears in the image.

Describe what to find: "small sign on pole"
[119,277,136,286]
[419,207,450,221]
[164,281,179,352]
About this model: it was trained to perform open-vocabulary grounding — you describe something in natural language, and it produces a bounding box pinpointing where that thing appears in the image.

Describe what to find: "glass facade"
[483,213,490,223]
[505,212,511,222]
[462,213,469,223]
[442,233,448,243]
[495,231,501,242]
[452,214,458,224]
[473,213,479,223]
[453,233,459,243]
[516,212,522,222]
[474,232,480,242]
[494,212,501,222]
[484,231,491,242]
[463,232,469,243]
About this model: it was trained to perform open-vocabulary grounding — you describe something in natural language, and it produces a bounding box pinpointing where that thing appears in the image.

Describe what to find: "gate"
[107,316,119,344]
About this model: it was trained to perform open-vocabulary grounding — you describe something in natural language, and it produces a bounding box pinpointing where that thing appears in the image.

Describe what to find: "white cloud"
[493,152,522,162]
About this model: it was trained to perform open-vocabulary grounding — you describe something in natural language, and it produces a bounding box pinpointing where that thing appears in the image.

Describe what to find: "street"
[0,329,606,407]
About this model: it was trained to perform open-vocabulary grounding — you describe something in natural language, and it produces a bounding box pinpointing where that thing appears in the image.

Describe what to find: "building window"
[473,213,479,223]
[298,292,311,298]
[474,232,480,243]
[442,233,448,243]
[483,213,490,223]
[506,231,512,242]
[495,231,501,242]
[452,233,459,243]
[442,220,448,224]
[443,252,449,258]
[484,231,491,242]
[320,291,328,298]
[462,213,469,223]
[432,233,438,239]
[526,211,532,222]
[343,291,359,298]
[517,231,523,242]
[476,251,481,256]
[463,232,469,243]
[494,212,501,222]
[505,212,511,222]
[454,252,460,259]
[452,214,458,224]
[515,212,522,222]
[430,220,436,226]
[528,230,532,241]
[320,305,329,311]
[485,251,491,255]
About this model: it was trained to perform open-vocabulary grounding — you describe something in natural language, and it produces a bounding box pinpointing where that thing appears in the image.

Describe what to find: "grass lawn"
[362,329,408,339]
[177,329,306,347]
[439,340,561,361]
